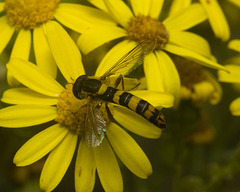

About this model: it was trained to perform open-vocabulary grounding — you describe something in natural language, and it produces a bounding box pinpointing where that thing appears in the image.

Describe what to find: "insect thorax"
[73,75,103,99]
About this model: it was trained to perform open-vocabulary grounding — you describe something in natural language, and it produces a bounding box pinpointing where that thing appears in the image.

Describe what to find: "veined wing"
[100,39,156,80]
[84,97,107,148]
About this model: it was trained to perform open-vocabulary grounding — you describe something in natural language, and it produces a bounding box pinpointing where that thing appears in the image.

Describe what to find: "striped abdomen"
[98,86,166,129]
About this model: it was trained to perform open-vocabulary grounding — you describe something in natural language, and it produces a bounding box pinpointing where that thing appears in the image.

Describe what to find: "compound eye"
[77,92,87,99]
[72,75,89,99]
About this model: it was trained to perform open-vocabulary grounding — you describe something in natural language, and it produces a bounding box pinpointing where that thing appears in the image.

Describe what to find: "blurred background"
[1,0,240,191]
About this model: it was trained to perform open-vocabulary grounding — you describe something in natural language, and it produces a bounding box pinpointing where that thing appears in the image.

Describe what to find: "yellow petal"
[130,90,174,108]
[144,52,164,92]
[0,2,4,12]
[0,105,57,128]
[164,43,228,72]
[75,139,96,192]
[199,0,230,41]
[78,26,127,54]
[14,124,68,166]
[10,29,31,59]
[7,58,64,97]
[0,16,15,54]
[155,51,181,98]
[218,64,240,83]
[33,26,57,78]
[44,21,85,82]
[180,86,192,100]
[224,55,240,65]
[149,0,164,18]
[169,0,191,16]
[130,0,151,16]
[54,3,116,33]
[230,97,240,116]
[104,0,134,27]
[112,105,162,138]
[204,71,222,105]
[107,123,152,178]
[94,138,123,192]
[7,70,20,87]
[1,88,58,105]
[228,0,240,7]
[145,51,181,97]
[169,31,211,59]
[88,0,109,12]
[228,39,240,53]
[95,40,137,76]
[40,131,78,192]
[163,3,207,31]
[129,0,164,18]
[191,81,215,105]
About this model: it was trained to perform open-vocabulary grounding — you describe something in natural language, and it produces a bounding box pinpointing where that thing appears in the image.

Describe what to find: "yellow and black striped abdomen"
[114,91,166,129]
[99,87,166,129]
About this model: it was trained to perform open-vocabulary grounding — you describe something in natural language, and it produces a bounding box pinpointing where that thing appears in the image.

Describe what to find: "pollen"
[4,0,60,29]
[55,84,87,135]
[55,84,110,135]
[125,14,169,50]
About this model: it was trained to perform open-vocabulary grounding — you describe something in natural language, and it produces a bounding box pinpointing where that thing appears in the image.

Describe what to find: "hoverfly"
[73,40,166,148]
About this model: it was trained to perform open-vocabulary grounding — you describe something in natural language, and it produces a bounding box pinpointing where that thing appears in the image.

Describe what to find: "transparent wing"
[84,97,107,148]
[100,39,156,80]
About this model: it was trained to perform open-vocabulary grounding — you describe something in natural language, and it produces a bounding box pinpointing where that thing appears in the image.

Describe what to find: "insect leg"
[113,75,141,91]
[113,74,125,90]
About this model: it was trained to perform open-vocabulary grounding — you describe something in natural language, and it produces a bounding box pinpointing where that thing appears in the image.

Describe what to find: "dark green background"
[1,0,240,191]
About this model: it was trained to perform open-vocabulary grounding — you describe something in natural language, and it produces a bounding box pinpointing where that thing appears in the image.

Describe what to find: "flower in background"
[78,0,227,102]
[0,21,174,192]
[218,39,240,116]
[173,56,222,107]
[187,113,216,144]
[169,0,230,41]
[0,0,115,85]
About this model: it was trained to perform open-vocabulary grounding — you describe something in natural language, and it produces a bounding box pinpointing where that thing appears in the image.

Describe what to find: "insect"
[72,40,166,148]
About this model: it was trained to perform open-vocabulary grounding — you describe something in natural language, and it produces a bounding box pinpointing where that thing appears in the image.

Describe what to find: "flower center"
[174,57,207,89]
[55,84,110,135]
[125,14,169,50]
[4,0,60,29]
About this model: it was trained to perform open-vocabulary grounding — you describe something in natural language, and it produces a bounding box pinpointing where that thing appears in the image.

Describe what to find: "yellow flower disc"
[55,84,110,135]
[174,57,207,89]
[125,15,169,50]
[4,0,60,29]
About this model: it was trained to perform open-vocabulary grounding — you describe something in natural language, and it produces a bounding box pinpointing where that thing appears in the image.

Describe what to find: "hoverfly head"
[72,75,89,99]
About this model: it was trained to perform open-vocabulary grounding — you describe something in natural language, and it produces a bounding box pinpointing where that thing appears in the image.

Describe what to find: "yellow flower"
[0,21,174,192]
[174,57,222,106]
[218,39,240,116]
[169,0,230,41]
[0,0,115,85]
[78,0,227,100]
